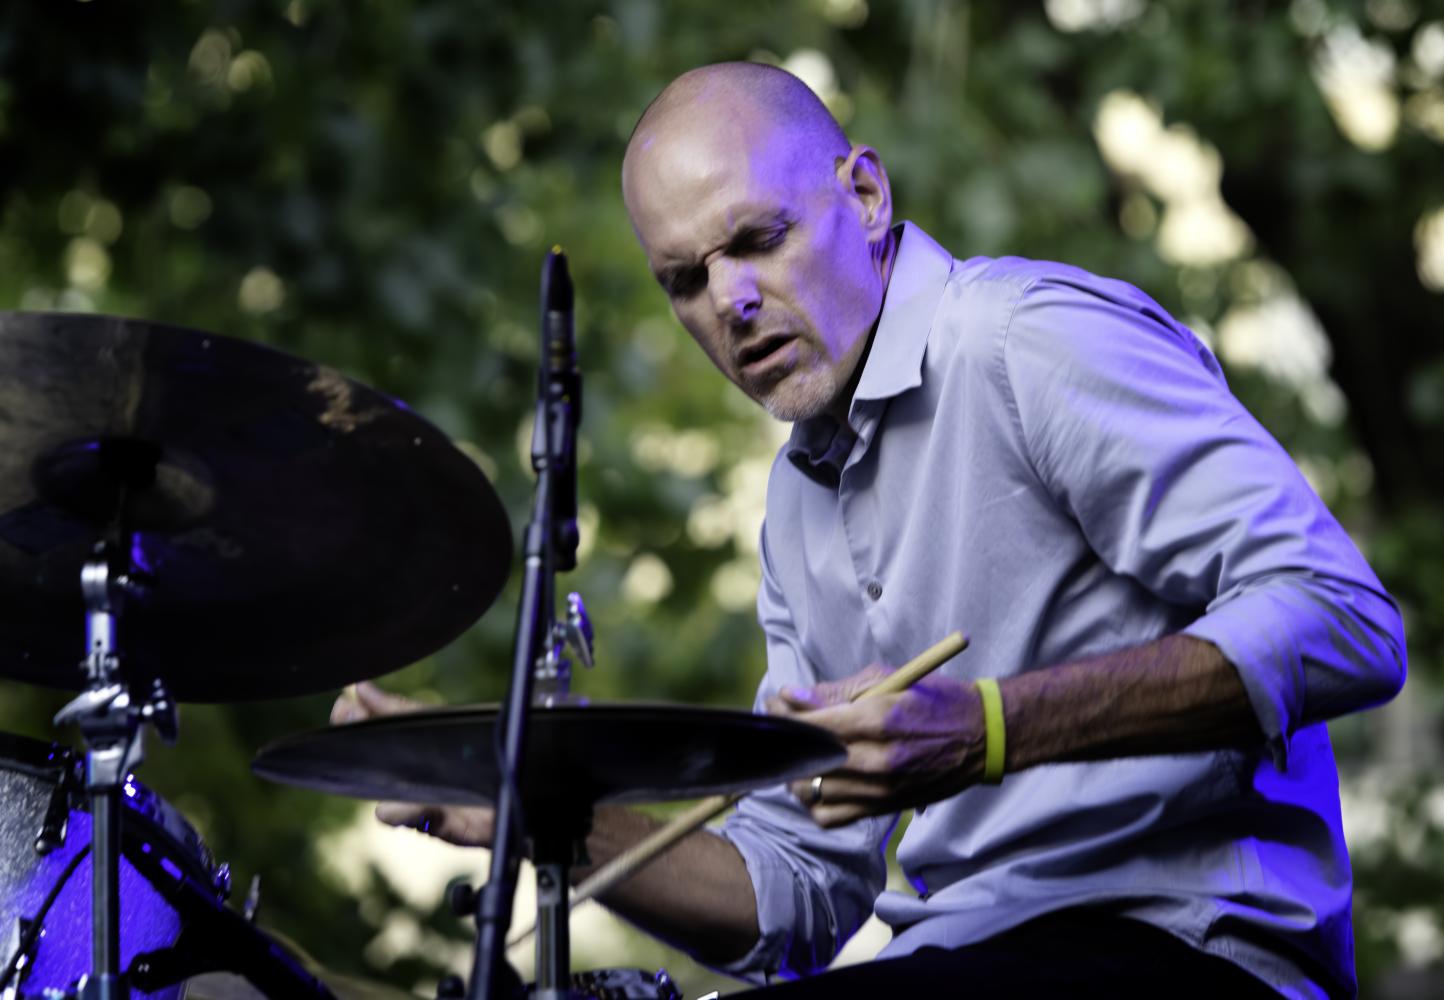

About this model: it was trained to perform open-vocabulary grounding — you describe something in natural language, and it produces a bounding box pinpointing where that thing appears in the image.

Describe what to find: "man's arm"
[581,807,759,965]
[333,684,761,966]
[391,801,763,965]
[1006,272,1405,763]
[771,634,1258,827]
[1003,633,1259,766]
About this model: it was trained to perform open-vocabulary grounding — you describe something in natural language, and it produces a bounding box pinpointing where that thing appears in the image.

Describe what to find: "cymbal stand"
[467,249,583,1000]
[528,797,593,1000]
[53,538,176,1000]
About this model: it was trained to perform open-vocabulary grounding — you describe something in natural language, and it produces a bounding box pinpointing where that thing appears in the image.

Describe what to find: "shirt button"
[866,581,883,601]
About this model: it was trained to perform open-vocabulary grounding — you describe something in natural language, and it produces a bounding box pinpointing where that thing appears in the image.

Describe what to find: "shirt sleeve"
[999,269,1406,767]
[712,523,896,980]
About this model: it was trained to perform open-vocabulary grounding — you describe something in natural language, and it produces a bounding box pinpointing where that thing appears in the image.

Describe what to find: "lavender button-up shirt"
[717,223,1404,998]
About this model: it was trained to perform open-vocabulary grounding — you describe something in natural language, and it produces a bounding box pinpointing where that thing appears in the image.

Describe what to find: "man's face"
[624,117,889,423]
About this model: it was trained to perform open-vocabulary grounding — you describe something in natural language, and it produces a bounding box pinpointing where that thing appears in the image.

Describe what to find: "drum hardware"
[0,311,514,702]
[0,311,516,998]
[3,917,35,999]
[535,593,595,708]
[241,875,262,924]
[46,535,177,1000]
[462,248,584,1000]
[123,865,333,999]
[0,731,221,999]
[451,966,680,1000]
[35,749,79,856]
[548,967,681,1000]
[0,702,332,1000]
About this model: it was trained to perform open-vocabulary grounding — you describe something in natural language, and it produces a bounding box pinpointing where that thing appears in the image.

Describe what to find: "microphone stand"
[467,248,580,1000]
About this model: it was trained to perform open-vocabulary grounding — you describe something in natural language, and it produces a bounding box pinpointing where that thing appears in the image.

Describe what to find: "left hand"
[330,682,497,847]
[767,667,989,828]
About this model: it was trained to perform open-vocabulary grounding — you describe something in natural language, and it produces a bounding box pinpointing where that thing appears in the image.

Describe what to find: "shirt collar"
[785,222,954,486]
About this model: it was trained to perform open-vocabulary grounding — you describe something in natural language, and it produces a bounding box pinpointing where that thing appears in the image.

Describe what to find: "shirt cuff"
[711,820,796,983]
[1184,592,1305,770]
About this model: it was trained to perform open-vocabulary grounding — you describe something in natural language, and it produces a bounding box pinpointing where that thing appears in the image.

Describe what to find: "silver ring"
[809,774,825,806]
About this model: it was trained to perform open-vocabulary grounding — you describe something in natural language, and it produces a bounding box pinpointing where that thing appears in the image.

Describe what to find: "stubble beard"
[755,325,871,423]
[756,365,841,423]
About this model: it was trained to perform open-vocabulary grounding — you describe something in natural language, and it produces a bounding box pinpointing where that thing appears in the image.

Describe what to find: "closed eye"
[657,222,790,299]
[662,266,707,298]
[731,224,789,256]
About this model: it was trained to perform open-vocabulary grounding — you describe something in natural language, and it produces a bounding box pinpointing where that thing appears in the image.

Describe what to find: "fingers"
[354,681,425,715]
[786,767,891,805]
[785,772,900,829]
[772,664,893,713]
[375,802,496,847]
[330,685,366,724]
[811,801,890,829]
[769,698,899,744]
[329,681,426,725]
[787,769,961,829]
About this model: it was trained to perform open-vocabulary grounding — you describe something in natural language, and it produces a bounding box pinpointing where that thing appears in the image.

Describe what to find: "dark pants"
[730,909,1293,998]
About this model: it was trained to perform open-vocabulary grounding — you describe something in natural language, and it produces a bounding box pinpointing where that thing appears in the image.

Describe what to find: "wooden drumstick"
[507,630,969,949]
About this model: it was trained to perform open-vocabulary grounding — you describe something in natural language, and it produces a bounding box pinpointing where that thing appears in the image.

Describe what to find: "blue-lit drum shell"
[0,732,227,999]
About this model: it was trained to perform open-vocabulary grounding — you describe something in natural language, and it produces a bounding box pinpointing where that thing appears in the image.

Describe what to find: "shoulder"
[934,254,1217,380]
[943,255,1175,329]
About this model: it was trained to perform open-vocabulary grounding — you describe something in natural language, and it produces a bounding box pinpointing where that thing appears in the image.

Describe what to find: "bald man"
[340,63,1404,997]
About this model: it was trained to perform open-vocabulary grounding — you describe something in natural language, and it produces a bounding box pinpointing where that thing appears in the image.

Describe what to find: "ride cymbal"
[253,703,847,808]
[0,312,512,701]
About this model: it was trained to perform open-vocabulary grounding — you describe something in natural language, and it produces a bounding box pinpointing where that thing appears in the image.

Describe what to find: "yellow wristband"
[975,678,1005,784]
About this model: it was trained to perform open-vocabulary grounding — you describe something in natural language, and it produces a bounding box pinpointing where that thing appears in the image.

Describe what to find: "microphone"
[540,247,580,571]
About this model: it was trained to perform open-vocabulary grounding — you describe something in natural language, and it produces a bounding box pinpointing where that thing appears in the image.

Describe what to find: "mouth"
[738,334,795,375]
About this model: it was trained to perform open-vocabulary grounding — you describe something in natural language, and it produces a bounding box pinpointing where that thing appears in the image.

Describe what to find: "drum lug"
[33,780,72,856]
[138,678,178,746]
[211,863,232,903]
[241,872,260,919]
[0,917,38,998]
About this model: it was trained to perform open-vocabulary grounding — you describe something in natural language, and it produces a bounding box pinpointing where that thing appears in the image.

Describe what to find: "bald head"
[620,62,895,424]
[623,63,850,211]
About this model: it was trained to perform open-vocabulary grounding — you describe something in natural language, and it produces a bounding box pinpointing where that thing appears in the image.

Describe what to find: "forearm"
[1000,634,1263,773]
[579,805,760,966]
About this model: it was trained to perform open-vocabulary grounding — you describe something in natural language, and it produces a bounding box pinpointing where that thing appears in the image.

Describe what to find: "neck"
[823,227,900,426]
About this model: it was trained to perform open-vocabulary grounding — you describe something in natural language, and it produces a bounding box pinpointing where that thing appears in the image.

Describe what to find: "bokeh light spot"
[483,121,523,171]
[227,50,274,93]
[238,266,285,314]
[189,29,234,89]
[64,237,111,291]
[1414,206,1444,291]
[169,186,213,229]
[711,559,760,612]
[817,0,869,29]
[622,553,673,605]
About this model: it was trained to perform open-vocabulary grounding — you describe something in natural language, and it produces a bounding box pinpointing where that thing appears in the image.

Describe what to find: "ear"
[835,144,893,244]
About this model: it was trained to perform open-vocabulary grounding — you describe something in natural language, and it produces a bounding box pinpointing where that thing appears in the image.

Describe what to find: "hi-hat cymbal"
[0,312,513,701]
[252,704,848,808]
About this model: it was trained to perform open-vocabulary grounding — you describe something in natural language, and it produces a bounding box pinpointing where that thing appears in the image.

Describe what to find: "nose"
[708,257,760,326]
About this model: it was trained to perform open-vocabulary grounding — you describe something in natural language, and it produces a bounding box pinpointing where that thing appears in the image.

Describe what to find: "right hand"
[328,681,496,848]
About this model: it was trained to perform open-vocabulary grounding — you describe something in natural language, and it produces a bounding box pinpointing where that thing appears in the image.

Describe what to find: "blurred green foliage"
[1,0,1442,996]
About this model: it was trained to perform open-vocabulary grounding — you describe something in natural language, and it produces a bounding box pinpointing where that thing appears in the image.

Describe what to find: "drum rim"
[0,729,72,777]
[0,729,226,896]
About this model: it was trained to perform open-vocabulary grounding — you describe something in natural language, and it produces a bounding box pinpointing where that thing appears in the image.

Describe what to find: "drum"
[0,732,230,999]
[549,968,683,1000]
